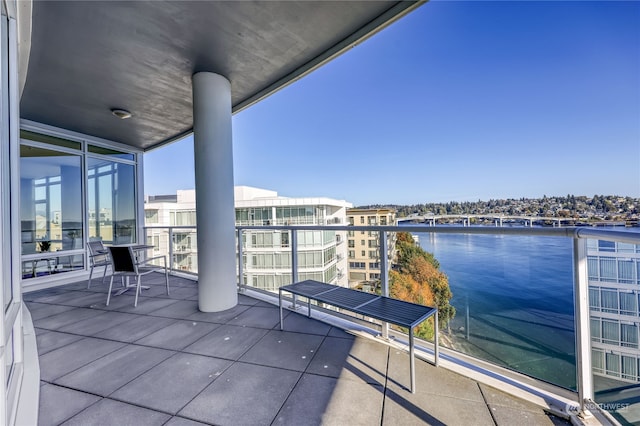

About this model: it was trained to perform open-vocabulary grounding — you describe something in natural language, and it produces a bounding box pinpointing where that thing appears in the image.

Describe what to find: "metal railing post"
[237,228,244,291]
[168,227,174,272]
[291,229,298,308]
[379,230,389,339]
[573,237,594,413]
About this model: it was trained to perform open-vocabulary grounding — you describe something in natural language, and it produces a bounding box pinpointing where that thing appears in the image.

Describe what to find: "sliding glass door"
[19,132,140,282]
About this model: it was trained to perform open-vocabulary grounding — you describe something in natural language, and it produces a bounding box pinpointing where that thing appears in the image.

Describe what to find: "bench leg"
[279,290,284,331]
[307,298,311,318]
[410,327,416,394]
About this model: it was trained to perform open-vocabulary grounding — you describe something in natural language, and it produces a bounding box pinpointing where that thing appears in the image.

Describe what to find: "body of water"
[414,227,577,389]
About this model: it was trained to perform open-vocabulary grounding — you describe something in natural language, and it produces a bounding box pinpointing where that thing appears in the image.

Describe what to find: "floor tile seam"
[36,316,147,338]
[120,316,215,344]
[72,395,176,423]
[45,339,130,383]
[326,329,358,340]
[119,337,195,353]
[232,358,312,375]
[27,290,87,297]
[138,294,196,301]
[160,416,214,426]
[74,325,174,345]
[28,304,86,319]
[48,389,106,425]
[177,346,241,363]
[380,342,391,426]
[300,333,329,374]
[229,323,280,330]
[63,347,180,401]
[172,411,217,426]
[154,358,239,420]
[28,295,97,303]
[484,400,553,416]
[256,326,327,353]
[225,331,327,374]
[25,299,91,308]
[104,350,233,416]
[270,327,331,338]
[178,324,267,361]
[269,364,310,426]
[35,321,123,336]
[104,300,183,314]
[142,312,206,321]
[301,370,386,387]
[185,316,249,327]
[110,293,181,302]
[41,380,107,400]
[477,381,499,426]
[387,386,489,404]
[33,311,111,330]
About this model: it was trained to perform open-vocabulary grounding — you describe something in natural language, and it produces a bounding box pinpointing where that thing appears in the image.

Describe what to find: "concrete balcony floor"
[26,273,571,426]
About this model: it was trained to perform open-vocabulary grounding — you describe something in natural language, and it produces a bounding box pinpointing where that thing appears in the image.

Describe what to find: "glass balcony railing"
[143,223,640,423]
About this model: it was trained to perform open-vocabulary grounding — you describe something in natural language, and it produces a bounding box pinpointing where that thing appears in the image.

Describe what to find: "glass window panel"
[20,130,81,150]
[598,240,616,252]
[590,318,601,340]
[602,319,619,344]
[618,259,636,284]
[589,288,600,310]
[145,209,158,223]
[87,144,135,161]
[592,349,604,373]
[617,243,635,253]
[588,257,598,280]
[20,145,83,265]
[621,323,638,348]
[599,258,617,282]
[601,289,618,313]
[87,157,136,244]
[622,355,637,380]
[606,352,620,376]
[620,292,637,316]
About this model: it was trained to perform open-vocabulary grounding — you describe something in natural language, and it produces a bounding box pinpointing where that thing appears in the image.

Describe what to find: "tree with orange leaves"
[390,232,455,337]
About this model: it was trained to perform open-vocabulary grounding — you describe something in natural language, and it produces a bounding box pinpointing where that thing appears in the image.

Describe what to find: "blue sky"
[144,1,640,206]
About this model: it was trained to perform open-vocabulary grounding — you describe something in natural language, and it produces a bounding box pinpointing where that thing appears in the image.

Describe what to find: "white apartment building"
[145,191,198,273]
[588,238,640,383]
[144,186,352,292]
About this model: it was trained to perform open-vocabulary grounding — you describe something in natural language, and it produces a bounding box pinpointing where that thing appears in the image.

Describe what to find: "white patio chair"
[87,240,111,289]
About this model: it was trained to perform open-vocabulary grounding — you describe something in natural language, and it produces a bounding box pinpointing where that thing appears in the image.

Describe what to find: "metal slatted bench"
[279,279,438,393]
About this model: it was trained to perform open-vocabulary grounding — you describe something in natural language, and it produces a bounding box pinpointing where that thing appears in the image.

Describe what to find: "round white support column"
[192,72,238,312]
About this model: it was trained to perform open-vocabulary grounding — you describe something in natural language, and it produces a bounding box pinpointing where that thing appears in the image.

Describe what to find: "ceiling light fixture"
[111,108,132,119]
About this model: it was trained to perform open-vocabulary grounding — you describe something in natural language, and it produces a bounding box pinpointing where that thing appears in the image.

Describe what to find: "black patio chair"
[106,245,169,307]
